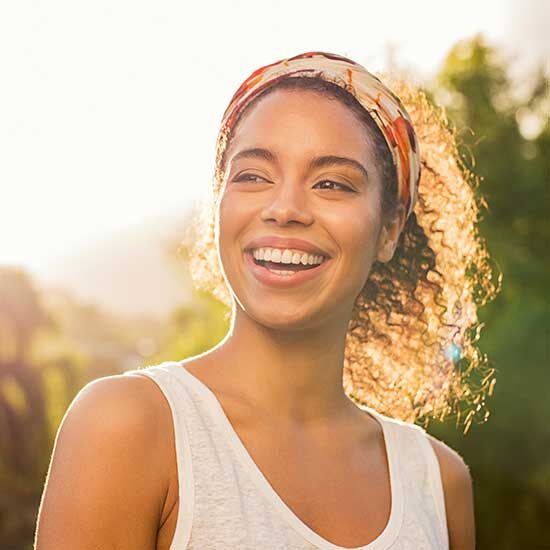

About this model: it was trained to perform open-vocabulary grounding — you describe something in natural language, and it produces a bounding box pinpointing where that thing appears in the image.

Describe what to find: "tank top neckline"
[166,360,404,550]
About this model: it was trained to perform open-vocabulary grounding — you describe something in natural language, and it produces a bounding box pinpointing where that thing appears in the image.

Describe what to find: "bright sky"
[1,0,546,274]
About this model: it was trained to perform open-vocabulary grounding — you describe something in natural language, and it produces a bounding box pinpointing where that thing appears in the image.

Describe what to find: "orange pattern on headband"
[219,51,421,220]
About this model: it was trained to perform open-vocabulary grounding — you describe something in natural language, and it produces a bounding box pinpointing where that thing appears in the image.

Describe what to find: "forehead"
[225,89,375,166]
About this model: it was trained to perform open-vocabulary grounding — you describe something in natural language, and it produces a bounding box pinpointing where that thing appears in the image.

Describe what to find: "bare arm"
[428,434,476,550]
[34,375,171,550]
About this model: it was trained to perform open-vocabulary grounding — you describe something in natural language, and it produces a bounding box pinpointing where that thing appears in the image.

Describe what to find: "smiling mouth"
[252,257,322,271]
[244,249,331,285]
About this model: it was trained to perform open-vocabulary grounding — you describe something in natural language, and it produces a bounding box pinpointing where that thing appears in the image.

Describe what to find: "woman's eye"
[314,180,354,192]
[233,174,353,192]
[234,173,267,183]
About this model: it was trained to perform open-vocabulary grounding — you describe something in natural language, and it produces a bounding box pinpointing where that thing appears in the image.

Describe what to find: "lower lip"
[244,251,332,288]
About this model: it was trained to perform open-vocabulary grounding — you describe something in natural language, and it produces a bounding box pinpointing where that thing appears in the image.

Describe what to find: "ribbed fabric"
[123,360,449,549]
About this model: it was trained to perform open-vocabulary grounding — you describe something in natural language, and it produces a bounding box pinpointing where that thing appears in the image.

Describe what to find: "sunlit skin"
[189,90,475,549]
[34,88,475,550]
[200,89,406,431]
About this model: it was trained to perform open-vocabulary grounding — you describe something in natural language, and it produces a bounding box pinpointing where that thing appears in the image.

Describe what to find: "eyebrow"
[230,147,369,183]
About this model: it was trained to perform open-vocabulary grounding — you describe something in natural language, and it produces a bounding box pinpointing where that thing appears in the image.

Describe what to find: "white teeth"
[267,268,295,276]
[282,250,293,263]
[252,247,325,265]
[271,249,282,262]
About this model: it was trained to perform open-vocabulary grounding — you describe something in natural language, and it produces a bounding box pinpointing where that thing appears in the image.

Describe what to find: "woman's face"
[217,88,400,331]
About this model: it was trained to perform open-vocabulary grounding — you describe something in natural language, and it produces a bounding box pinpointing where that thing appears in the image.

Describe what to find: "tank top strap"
[123,360,196,549]
[412,426,449,549]
[379,415,449,550]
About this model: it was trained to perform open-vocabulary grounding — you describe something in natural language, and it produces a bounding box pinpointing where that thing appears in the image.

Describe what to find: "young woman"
[35,51,498,550]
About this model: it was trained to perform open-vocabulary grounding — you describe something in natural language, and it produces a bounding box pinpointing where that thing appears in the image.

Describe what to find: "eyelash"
[234,173,354,192]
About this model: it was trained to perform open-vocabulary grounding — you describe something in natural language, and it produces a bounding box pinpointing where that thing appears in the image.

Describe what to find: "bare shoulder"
[35,374,174,550]
[64,373,174,461]
[426,432,476,550]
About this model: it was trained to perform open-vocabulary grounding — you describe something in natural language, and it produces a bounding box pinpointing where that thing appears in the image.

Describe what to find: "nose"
[260,180,314,227]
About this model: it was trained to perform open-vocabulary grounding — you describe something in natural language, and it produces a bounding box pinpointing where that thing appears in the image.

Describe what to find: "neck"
[201,304,359,427]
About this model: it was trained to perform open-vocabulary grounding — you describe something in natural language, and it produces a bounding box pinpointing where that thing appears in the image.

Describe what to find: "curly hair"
[183,74,501,433]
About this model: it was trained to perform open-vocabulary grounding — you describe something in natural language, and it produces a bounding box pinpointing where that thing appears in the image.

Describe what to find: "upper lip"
[244,236,332,258]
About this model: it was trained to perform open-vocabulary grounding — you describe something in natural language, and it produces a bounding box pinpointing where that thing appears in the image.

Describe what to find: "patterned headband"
[219,51,421,220]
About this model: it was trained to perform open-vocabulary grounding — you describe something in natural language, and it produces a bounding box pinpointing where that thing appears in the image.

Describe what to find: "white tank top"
[123,360,449,550]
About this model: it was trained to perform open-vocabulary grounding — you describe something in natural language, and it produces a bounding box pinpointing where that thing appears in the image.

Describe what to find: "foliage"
[1,32,548,549]
[423,33,550,548]
[0,268,88,550]
[147,289,230,365]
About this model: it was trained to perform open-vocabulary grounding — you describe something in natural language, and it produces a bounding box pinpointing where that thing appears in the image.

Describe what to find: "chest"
[156,406,393,549]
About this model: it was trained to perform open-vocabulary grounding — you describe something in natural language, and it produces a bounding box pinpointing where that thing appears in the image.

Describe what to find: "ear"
[376,204,407,263]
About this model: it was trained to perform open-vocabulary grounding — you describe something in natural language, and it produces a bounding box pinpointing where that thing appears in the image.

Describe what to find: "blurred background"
[1,1,549,548]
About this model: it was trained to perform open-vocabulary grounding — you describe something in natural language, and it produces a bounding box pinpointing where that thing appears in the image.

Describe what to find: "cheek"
[218,187,257,225]
[217,193,233,235]
[324,200,382,299]
[216,191,256,266]
[216,196,236,259]
[340,219,379,289]
[323,197,381,259]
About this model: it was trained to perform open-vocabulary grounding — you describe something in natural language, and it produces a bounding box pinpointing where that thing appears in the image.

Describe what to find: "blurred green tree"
[3,31,549,550]
[0,268,86,550]
[149,288,230,364]
[423,33,550,549]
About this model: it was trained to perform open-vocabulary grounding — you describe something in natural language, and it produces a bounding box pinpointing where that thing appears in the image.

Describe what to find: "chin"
[238,299,328,332]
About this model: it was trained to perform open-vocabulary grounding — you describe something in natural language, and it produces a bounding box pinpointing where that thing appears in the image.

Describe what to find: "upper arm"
[428,434,476,550]
[34,374,172,550]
